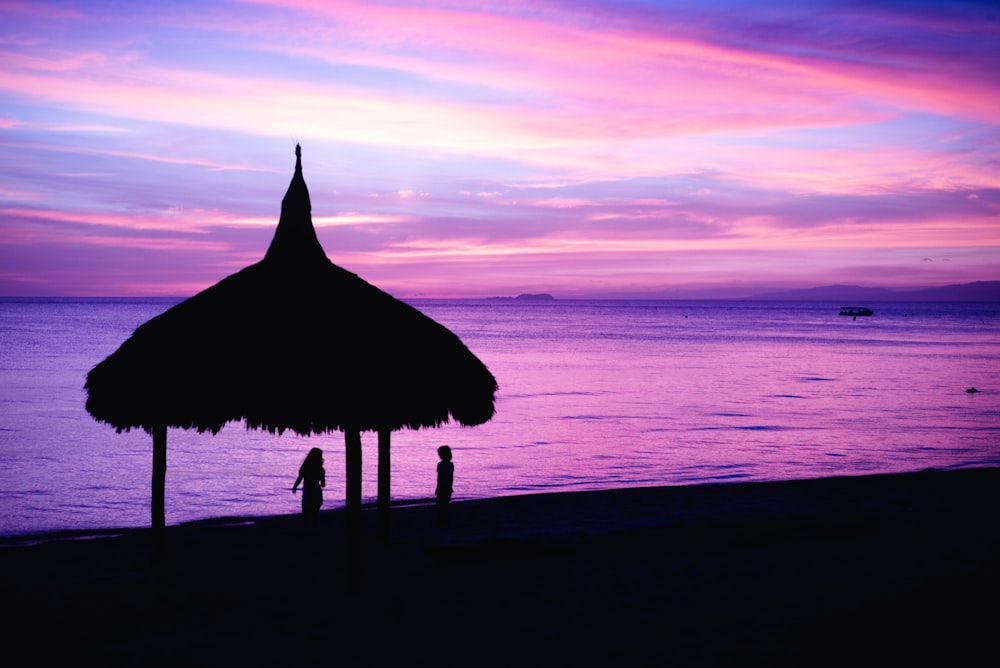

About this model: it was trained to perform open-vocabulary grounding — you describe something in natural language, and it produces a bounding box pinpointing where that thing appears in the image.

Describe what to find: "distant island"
[467,281,999,302]
[487,293,557,301]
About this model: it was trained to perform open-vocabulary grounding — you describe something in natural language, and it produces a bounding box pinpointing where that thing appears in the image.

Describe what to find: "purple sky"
[2,0,998,297]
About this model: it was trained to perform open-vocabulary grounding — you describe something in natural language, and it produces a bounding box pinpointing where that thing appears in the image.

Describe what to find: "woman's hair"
[438,445,452,461]
[300,447,324,474]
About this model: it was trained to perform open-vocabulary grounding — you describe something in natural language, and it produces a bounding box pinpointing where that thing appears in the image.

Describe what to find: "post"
[377,428,391,544]
[151,423,167,560]
[344,428,362,587]
[345,428,362,524]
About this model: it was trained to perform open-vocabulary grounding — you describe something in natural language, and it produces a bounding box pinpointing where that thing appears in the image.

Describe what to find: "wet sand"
[2,467,998,666]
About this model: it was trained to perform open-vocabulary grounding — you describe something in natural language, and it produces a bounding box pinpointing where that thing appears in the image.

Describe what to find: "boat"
[839,306,874,317]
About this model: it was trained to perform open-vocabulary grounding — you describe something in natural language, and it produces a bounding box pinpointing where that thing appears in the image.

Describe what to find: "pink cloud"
[3,0,995,200]
[0,206,236,234]
[235,0,1000,128]
[2,0,997,296]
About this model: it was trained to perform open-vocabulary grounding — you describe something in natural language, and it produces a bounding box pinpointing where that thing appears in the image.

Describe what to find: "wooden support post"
[151,423,167,561]
[344,428,362,587]
[377,428,391,544]
[345,428,362,522]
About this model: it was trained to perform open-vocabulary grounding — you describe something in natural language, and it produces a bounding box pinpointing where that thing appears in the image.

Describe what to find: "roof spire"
[264,144,328,266]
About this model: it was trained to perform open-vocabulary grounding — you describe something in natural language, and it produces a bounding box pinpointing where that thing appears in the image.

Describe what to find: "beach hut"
[85,145,497,557]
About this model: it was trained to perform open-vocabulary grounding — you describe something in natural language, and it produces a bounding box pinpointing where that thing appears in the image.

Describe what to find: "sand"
[2,467,998,666]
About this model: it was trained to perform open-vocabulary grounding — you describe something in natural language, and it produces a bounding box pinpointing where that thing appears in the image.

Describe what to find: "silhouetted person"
[436,445,454,527]
[293,447,326,527]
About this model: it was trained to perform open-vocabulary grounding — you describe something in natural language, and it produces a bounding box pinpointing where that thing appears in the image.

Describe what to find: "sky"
[2,0,999,298]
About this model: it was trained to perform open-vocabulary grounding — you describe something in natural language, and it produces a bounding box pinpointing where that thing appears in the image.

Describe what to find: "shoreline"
[1,464,992,547]
[3,466,998,665]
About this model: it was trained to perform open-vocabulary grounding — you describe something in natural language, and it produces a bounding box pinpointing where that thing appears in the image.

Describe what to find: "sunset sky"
[2,0,998,298]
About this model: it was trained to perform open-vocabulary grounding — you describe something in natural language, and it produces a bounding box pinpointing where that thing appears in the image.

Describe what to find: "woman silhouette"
[436,445,454,527]
[292,447,326,527]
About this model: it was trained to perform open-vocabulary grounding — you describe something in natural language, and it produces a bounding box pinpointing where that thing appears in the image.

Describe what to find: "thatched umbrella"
[85,145,497,557]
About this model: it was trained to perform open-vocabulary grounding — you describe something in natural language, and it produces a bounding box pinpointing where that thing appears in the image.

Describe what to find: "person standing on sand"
[436,445,454,527]
[292,447,326,527]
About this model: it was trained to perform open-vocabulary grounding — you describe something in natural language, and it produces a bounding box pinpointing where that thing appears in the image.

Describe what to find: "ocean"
[1,297,998,538]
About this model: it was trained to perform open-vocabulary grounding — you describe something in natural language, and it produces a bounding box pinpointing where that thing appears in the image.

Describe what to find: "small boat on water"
[839,306,874,317]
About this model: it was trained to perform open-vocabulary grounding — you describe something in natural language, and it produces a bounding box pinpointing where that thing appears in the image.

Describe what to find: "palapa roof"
[85,146,497,436]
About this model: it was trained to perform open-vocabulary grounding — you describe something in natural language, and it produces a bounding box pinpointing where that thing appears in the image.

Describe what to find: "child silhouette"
[435,445,454,528]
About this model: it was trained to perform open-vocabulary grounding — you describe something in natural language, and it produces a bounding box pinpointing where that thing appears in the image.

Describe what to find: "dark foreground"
[2,467,998,666]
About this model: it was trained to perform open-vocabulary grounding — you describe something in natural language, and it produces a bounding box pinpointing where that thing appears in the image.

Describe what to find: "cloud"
[1,0,998,296]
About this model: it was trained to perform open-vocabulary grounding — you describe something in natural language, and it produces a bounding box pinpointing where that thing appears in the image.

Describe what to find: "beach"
[2,467,998,666]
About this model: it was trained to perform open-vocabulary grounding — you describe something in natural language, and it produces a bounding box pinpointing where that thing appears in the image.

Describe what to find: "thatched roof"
[85,146,497,436]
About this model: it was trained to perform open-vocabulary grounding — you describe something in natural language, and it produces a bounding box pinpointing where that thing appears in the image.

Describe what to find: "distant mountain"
[749,281,1000,302]
[487,293,557,301]
[573,286,766,300]
[567,280,1000,301]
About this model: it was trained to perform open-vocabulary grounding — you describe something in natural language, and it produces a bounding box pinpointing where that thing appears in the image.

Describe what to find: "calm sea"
[1,297,998,538]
